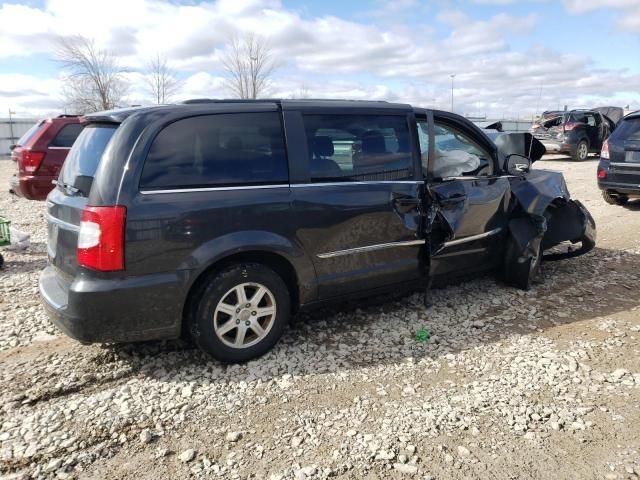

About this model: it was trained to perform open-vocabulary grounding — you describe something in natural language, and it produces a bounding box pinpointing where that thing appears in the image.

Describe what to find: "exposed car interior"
[431,123,493,178]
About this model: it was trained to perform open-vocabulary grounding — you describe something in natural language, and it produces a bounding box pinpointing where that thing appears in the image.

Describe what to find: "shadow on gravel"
[1,257,47,274]
[98,245,640,386]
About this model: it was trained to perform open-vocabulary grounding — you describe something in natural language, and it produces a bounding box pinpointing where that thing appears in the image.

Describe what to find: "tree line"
[56,34,279,113]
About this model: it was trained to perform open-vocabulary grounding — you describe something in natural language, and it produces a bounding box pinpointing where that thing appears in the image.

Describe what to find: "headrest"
[312,136,334,157]
[361,130,386,154]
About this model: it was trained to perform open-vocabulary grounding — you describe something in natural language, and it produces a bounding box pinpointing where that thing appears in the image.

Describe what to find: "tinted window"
[611,118,640,141]
[432,122,493,178]
[58,125,117,193]
[302,115,413,182]
[50,123,83,148]
[585,114,596,127]
[568,113,587,124]
[140,113,288,189]
[16,121,44,146]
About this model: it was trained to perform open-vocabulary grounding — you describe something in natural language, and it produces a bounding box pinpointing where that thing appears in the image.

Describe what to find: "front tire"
[504,234,542,291]
[188,263,290,363]
[602,190,628,206]
[572,139,589,161]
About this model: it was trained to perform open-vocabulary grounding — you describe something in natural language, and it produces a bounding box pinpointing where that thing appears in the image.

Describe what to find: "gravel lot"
[1,155,639,480]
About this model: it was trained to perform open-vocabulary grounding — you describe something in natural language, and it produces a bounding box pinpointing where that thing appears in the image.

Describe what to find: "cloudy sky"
[0,0,639,118]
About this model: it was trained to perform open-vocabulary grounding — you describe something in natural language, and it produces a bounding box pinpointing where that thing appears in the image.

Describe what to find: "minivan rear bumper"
[39,265,185,343]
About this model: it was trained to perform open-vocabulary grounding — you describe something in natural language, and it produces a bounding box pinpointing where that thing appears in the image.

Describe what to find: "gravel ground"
[1,155,639,480]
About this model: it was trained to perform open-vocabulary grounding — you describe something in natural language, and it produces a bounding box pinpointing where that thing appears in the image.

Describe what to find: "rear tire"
[504,234,542,291]
[188,263,290,363]
[602,190,628,206]
[571,139,589,161]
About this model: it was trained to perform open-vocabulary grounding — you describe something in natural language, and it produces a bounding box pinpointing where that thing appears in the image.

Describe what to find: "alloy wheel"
[213,282,277,349]
[578,142,588,160]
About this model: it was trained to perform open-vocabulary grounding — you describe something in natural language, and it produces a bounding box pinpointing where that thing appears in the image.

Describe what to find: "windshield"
[58,124,117,194]
[16,121,44,146]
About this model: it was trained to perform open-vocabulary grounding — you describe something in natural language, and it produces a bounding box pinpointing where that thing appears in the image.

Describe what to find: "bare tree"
[145,53,182,104]
[297,83,311,99]
[288,83,312,99]
[56,35,128,113]
[221,34,278,99]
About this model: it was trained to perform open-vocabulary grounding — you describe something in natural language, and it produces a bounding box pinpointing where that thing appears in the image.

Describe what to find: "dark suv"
[531,109,613,161]
[10,115,83,200]
[40,100,596,362]
[597,111,640,205]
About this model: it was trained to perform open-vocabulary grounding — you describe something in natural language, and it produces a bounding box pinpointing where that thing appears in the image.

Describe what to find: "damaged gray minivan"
[40,100,596,362]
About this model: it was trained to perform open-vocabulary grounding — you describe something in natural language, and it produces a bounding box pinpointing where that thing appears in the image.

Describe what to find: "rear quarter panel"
[94,106,319,307]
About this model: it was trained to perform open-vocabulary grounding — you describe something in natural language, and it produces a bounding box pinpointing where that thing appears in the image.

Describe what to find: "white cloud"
[563,0,640,33]
[563,0,638,14]
[0,0,638,117]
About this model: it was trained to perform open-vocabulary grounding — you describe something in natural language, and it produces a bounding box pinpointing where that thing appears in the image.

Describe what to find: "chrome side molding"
[317,239,424,259]
[442,228,502,248]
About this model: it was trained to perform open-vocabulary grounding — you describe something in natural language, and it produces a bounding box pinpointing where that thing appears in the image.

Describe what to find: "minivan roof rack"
[180,98,390,105]
[180,99,274,104]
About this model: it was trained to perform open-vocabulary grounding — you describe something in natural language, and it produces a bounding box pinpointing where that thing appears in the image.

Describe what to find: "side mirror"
[504,153,531,175]
[9,144,17,151]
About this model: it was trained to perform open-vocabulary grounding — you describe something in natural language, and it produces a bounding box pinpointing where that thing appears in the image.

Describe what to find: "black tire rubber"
[504,235,542,291]
[571,139,589,161]
[601,190,628,206]
[188,263,290,363]
[0,253,3,269]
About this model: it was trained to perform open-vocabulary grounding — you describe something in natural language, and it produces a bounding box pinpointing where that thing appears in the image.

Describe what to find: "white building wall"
[0,117,38,156]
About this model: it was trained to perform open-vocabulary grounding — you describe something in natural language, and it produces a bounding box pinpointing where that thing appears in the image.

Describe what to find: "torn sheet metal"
[485,132,547,166]
[509,169,570,216]
[507,171,596,263]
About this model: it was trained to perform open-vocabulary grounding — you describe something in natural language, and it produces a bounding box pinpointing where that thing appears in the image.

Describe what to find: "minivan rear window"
[140,112,288,190]
[611,118,640,140]
[58,124,117,194]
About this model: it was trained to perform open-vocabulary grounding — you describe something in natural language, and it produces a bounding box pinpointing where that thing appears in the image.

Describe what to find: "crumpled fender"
[507,170,596,263]
[509,169,571,216]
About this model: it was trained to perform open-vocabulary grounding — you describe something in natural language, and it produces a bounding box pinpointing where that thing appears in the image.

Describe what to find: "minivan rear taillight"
[77,206,126,271]
[563,122,580,131]
[20,150,46,173]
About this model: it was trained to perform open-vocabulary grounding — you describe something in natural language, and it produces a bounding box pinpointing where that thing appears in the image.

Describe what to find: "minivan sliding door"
[286,109,426,299]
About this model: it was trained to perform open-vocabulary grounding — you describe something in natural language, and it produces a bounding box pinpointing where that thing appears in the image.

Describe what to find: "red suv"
[10,115,83,200]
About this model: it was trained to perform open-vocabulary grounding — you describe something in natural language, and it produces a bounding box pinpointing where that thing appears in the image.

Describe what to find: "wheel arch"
[181,248,308,337]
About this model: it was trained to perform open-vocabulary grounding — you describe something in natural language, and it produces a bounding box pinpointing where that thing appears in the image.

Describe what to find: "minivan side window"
[51,123,84,148]
[140,112,288,190]
[302,115,413,182]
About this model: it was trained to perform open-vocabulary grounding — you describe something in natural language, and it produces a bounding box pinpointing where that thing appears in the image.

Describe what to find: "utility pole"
[8,109,16,147]
[450,74,456,112]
